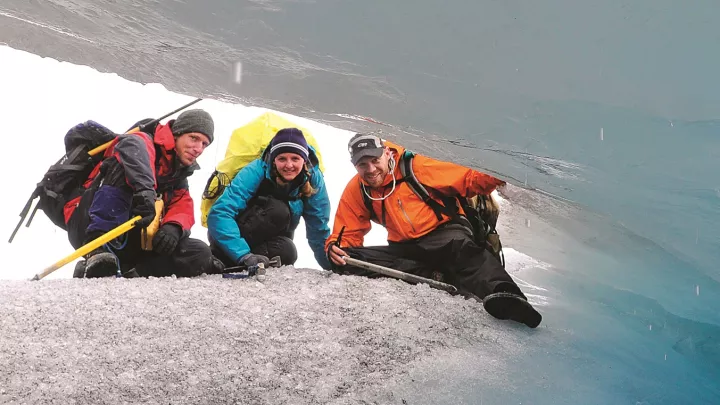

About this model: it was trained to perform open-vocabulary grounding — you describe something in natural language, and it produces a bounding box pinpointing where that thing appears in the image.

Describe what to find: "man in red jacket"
[65,109,219,278]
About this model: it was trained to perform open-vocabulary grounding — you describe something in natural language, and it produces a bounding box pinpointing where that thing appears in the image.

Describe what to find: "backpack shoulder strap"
[398,150,506,267]
[399,150,458,221]
[45,145,91,177]
[360,181,379,223]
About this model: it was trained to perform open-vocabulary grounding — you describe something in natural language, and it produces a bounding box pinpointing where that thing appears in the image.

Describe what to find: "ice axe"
[341,256,458,294]
[221,256,282,280]
[30,215,142,281]
[87,97,203,156]
[330,226,456,292]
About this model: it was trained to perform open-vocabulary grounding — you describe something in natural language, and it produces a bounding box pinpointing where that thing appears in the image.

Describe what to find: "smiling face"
[174,132,210,166]
[354,148,392,188]
[274,152,305,181]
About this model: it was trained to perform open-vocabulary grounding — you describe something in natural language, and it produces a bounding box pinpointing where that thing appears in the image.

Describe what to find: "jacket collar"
[262,161,311,197]
[153,122,200,172]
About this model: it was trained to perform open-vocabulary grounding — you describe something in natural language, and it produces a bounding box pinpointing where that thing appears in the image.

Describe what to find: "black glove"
[240,253,270,269]
[152,223,182,255]
[132,190,157,228]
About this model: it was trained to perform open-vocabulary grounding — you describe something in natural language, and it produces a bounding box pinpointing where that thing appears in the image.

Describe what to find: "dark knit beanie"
[171,109,215,144]
[269,128,310,162]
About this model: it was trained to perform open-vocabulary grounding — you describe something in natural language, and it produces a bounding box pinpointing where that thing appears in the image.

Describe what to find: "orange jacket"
[325,141,505,250]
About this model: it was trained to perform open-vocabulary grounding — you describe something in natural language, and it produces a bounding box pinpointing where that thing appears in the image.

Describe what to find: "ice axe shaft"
[88,97,203,156]
[8,188,39,243]
[31,216,142,281]
[342,256,457,293]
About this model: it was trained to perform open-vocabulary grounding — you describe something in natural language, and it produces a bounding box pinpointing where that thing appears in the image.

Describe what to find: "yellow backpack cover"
[200,111,325,227]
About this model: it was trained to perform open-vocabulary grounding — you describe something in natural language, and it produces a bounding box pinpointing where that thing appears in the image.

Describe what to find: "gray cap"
[348,133,384,165]
[171,109,214,144]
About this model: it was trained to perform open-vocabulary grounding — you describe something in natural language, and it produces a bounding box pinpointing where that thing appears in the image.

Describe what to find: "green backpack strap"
[360,184,378,223]
[399,150,506,268]
[399,150,459,221]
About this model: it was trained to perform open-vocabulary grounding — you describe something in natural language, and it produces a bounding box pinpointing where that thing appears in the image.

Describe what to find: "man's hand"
[132,190,157,228]
[328,244,348,266]
[152,223,182,256]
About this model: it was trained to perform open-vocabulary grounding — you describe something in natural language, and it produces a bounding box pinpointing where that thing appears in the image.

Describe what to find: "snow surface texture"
[0,269,532,404]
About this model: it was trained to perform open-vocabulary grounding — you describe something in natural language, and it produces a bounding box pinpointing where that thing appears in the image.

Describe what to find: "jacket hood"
[153,122,200,172]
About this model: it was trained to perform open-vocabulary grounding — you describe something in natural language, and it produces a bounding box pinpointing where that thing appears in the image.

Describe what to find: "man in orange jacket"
[326,133,542,328]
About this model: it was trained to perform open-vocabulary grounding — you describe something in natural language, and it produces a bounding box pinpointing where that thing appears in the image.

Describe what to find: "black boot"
[84,248,119,278]
[73,260,87,278]
[206,255,226,274]
[482,292,542,328]
[121,268,141,278]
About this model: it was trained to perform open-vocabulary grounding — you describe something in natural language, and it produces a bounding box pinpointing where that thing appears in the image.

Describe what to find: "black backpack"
[9,99,202,243]
[360,150,505,268]
[10,121,117,240]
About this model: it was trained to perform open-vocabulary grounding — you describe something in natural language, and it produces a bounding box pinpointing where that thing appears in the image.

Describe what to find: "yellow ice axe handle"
[89,138,126,156]
[88,125,142,156]
[88,97,203,156]
[141,199,165,251]
[31,216,142,281]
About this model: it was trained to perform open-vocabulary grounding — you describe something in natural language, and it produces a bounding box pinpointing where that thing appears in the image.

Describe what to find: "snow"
[0,269,533,404]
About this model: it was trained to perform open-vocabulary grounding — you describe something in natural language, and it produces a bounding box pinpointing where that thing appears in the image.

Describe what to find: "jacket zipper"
[397,198,416,233]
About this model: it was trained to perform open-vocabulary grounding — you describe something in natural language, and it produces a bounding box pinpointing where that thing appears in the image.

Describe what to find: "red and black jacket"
[63,122,198,232]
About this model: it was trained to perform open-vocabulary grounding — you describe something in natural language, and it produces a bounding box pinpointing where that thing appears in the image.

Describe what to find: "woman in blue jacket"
[207,128,332,270]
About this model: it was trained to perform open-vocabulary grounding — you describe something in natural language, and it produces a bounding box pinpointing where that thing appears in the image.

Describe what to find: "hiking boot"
[84,249,119,278]
[209,255,226,274]
[122,268,141,278]
[482,292,542,328]
[73,260,87,278]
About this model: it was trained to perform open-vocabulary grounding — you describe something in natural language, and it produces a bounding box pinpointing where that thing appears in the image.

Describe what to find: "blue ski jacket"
[207,146,331,269]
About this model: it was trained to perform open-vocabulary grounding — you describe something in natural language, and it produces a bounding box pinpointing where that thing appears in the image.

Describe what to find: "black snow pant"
[210,235,298,268]
[208,193,299,268]
[66,159,214,278]
[336,222,524,300]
